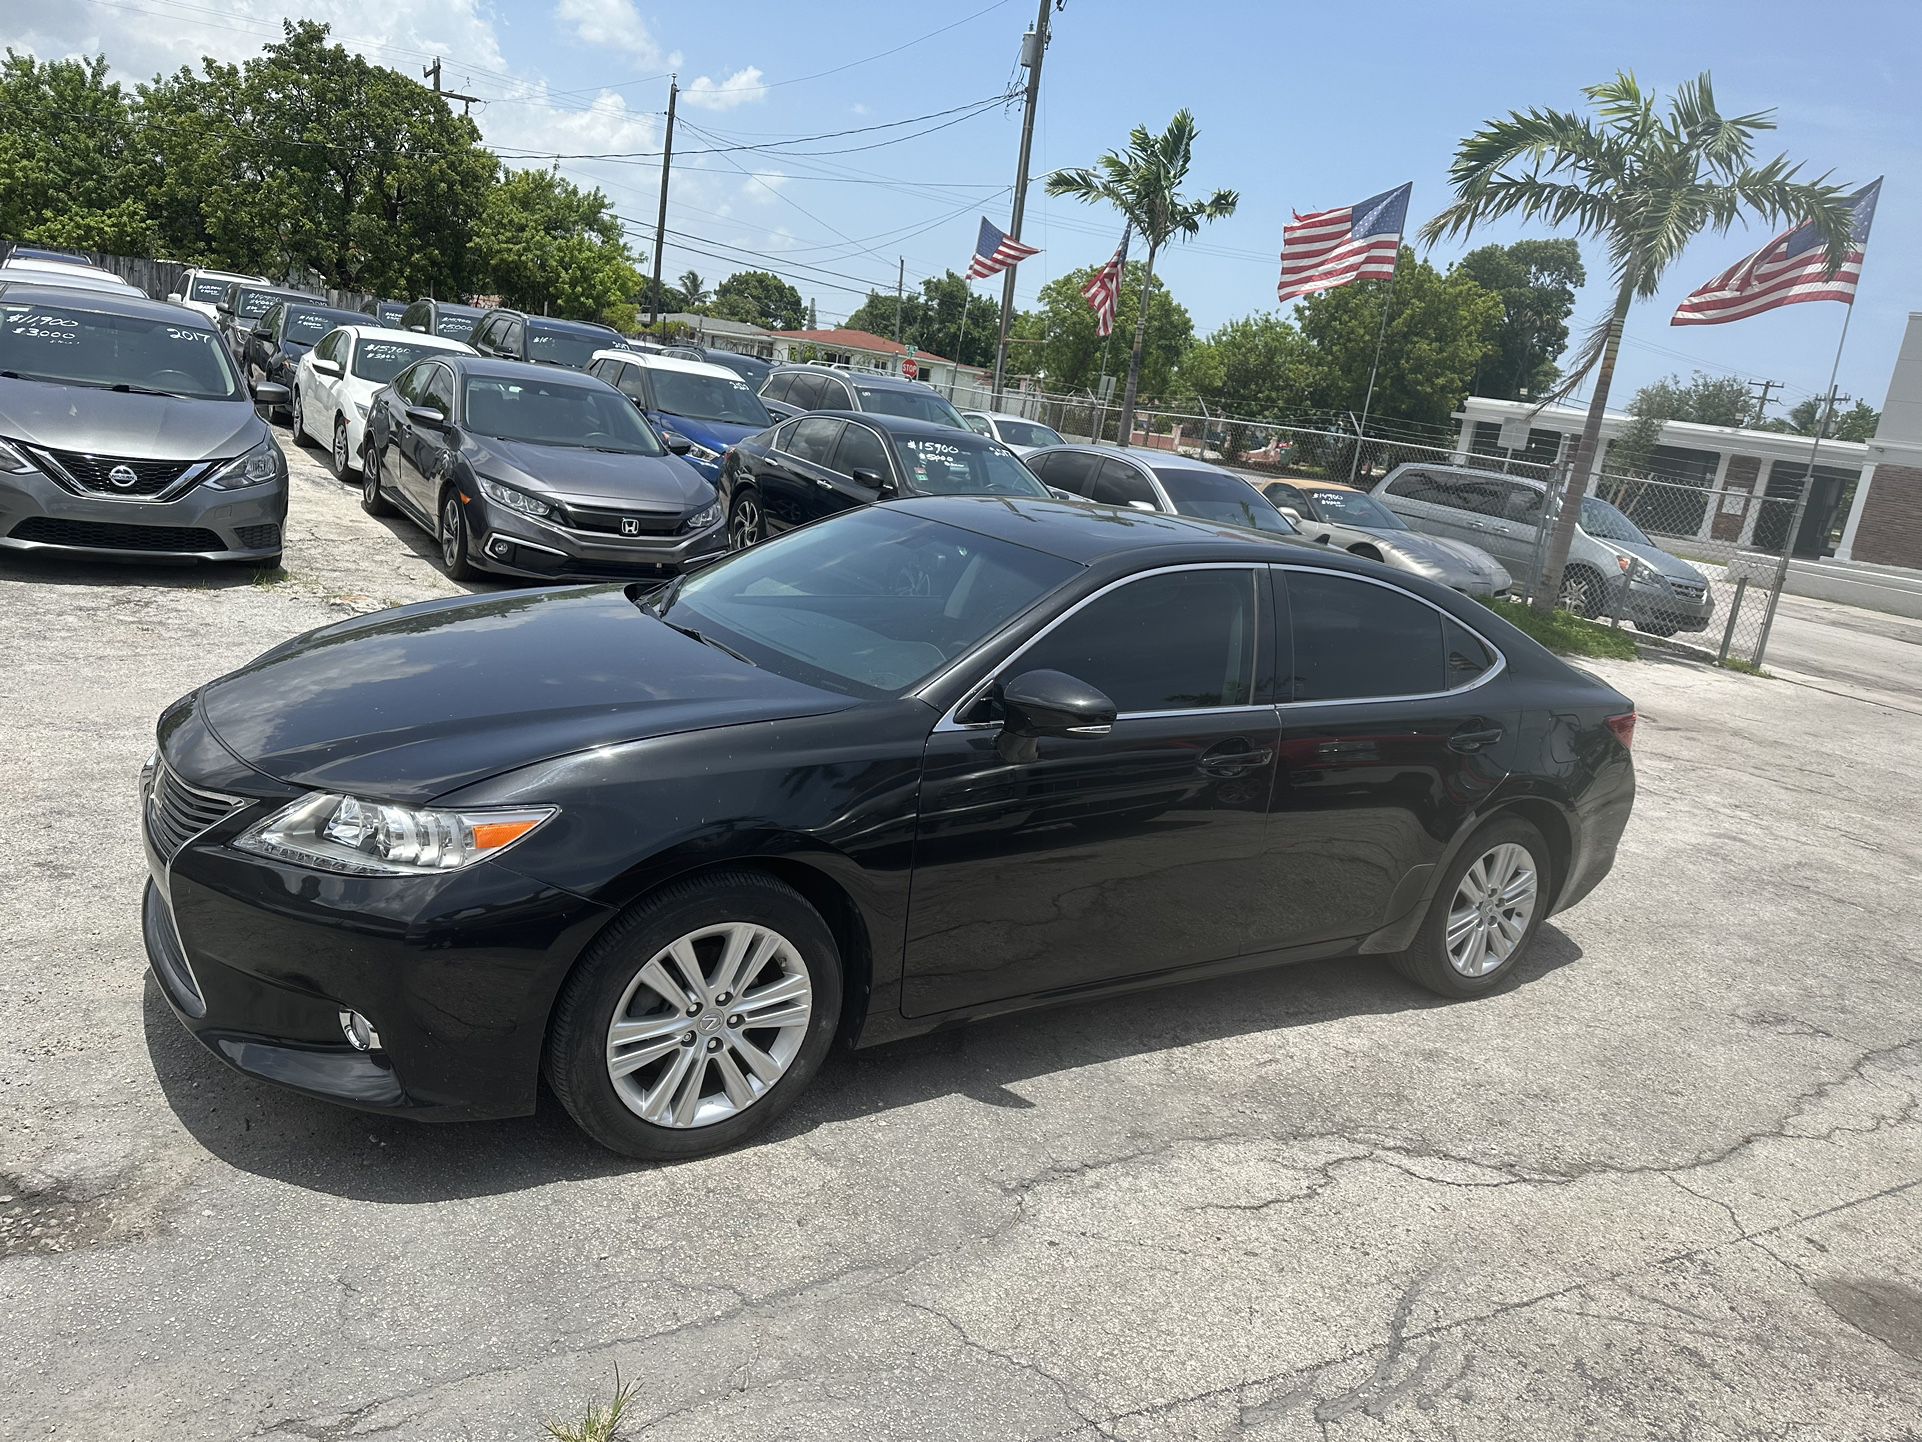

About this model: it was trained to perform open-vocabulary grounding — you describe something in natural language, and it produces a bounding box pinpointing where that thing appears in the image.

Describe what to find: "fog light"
[488,536,512,559]
[339,1009,382,1051]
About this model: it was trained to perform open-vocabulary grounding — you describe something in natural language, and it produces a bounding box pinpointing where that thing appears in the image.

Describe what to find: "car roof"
[483,308,617,335]
[776,366,924,391]
[0,281,218,327]
[445,354,609,383]
[413,298,485,314]
[184,268,267,283]
[332,324,473,351]
[589,347,740,382]
[235,283,317,300]
[0,266,139,293]
[781,409,983,442]
[1385,459,1540,489]
[1029,443,1240,477]
[1273,477,1361,494]
[881,494,1319,567]
[965,410,1056,425]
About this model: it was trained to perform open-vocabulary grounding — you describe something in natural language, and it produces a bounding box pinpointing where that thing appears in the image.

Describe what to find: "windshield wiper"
[659,617,756,667]
[111,382,194,398]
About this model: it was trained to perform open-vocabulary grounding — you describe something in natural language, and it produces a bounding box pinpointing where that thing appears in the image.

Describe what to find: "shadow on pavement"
[143,927,1582,1204]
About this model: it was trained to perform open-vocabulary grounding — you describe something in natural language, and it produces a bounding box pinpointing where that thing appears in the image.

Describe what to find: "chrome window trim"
[929,561,1265,733]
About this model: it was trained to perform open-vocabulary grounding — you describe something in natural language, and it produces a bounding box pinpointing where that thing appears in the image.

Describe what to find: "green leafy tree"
[1605,370,1757,484]
[1290,247,1504,436]
[1011,261,1193,398]
[1173,314,1311,458]
[1423,71,1857,613]
[1045,109,1237,446]
[843,270,999,367]
[1766,395,1879,441]
[710,270,805,330]
[472,168,643,324]
[676,271,707,310]
[0,51,156,253]
[1452,238,1586,399]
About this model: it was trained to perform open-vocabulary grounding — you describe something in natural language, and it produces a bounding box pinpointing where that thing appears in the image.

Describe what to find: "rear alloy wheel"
[332,416,352,480]
[1393,815,1549,999]
[729,489,764,549]
[439,489,477,580]
[546,870,843,1159]
[360,444,394,516]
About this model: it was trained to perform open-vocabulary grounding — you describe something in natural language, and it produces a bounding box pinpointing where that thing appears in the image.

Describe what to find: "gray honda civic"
[0,281,289,567]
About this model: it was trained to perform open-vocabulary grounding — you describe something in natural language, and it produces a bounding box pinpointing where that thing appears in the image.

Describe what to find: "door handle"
[1198,741,1274,778]
[816,478,834,488]
[1448,725,1504,753]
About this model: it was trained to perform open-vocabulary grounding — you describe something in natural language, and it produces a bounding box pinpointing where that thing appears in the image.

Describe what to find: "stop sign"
[902,357,919,380]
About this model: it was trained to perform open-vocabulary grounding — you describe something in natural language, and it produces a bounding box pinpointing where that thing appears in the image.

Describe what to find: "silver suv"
[0,282,289,567]
[1372,463,1713,636]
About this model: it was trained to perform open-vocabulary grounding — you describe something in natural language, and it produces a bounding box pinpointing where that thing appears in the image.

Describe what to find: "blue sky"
[15,0,1920,416]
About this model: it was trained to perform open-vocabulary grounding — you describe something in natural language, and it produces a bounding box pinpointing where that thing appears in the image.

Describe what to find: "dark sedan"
[718,410,1048,548]
[215,283,315,361]
[360,354,725,581]
[141,496,1636,1159]
[239,300,364,419]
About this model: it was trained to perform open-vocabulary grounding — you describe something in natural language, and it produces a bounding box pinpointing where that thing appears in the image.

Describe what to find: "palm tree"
[677,270,708,310]
[1422,72,1855,614]
[1046,110,1237,447]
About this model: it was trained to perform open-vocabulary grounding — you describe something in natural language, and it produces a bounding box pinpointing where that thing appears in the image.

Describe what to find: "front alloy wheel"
[360,443,393,516]
[730,490,763,549]
[1559,567,1603,619]
[440,490,477,580]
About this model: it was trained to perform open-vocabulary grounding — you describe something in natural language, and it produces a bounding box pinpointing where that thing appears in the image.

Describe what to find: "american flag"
[1671,179,1881,326]
[1277,182,1412,303]
[1080,224,1130,337]
[966,216,1040,280]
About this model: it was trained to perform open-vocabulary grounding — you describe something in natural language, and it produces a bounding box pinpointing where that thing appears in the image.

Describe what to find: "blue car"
[587,348,774,483]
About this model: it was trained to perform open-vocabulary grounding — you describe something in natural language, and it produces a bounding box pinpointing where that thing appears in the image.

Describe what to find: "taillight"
[1604,711,1636,750]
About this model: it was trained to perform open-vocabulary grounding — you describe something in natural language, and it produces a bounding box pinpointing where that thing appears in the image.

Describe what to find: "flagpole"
[954,279,972,405]
[1754,299,1856,664]
[1347,246,1403,483]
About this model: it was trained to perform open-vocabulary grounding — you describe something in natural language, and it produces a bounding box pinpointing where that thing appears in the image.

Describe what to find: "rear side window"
[1284,571,1447,702]
[1090,459,1156,508]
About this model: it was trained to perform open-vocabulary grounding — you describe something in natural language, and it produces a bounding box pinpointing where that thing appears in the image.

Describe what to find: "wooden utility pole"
[1747,376,1783,427]
[893,256,906,343]
[990,0,1054,408]
[648,76,679,335]
[422,59,480,115]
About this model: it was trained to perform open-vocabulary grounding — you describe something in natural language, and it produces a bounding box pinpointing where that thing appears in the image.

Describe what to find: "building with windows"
[766,328,988,394]
[654,313,773,358]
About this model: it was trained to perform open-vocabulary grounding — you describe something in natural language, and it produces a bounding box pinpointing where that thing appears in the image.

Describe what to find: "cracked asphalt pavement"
[3,433,1921,1439]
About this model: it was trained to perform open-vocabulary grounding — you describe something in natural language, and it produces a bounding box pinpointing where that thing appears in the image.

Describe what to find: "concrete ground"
[3,434,1921,1441]
[1760,590,1922,711]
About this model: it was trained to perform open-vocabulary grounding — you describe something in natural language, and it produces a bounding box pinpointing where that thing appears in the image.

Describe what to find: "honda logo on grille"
[620,517,641,536]
[107,465,139,489]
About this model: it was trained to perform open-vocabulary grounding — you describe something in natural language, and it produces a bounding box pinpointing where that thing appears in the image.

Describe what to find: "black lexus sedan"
[238,299,364,420]
[360,354,725,581]
[718,410,1049,547]
[142,496,1636,1159]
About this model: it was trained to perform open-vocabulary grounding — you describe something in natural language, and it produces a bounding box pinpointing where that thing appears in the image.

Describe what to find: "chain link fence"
[940,383,1807,667]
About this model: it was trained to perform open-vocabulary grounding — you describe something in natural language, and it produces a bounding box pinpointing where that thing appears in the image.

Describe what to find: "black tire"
[332,416,352,480]
[1392,814,1551,1000]
[729,486,764,550]
[1558,565,1606,619]
[289,386,308,444]
[546,870,844,1160]
[439,486,477,580]
[360,442,394,516]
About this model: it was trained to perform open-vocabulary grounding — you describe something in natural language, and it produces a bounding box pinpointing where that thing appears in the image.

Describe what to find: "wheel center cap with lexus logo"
[698,1012,724,1034]
[108,465,139,489]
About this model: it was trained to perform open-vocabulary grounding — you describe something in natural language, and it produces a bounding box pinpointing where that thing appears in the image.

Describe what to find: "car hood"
[1378,529,1507,577]
[471,435,711,507]
[1606,538,1706,583]
[654,412,764,453]
[198,586,855,803]
[0,378,260,460]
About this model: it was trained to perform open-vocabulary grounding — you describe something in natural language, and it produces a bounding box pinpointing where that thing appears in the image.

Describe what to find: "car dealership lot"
[3,437,1921,1439]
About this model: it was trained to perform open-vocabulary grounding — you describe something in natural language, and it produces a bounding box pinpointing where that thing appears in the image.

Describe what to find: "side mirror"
[405,404,448,430]
[251,324,274,339]
[1276,506,1303,522]
[254,382,290,408]
[851,467,894,497]
[1126,500,1158,513]
[311,358,342,377]
[1000,669,1117,739]
[664,434,694,456]
[165,292,182,303]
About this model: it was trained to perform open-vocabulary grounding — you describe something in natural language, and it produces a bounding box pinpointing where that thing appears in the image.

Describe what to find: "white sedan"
[293,324,475,477]
[959,410,1067,457]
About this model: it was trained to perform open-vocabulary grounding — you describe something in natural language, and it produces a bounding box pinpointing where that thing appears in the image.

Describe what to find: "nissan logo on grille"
[108,465,139,489]
[620,517,641,537]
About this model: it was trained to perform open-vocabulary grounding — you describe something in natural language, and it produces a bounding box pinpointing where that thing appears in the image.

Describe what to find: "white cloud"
[680,66,765,112]
[850,102,869,116]
[552,0,678,67]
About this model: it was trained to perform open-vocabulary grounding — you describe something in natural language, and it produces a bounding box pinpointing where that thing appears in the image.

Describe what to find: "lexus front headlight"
[205,439,281,490]
[234,793,556,876]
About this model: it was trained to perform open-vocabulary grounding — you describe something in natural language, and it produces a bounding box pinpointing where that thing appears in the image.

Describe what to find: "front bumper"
[473,508,728,582]
[140,731,611,1119]
[1622,580,1714,632]
[0,467,286,563]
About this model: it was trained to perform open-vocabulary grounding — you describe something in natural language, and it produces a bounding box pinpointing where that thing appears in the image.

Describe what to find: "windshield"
[1155,468,1296,534]
[1581,496,1652,546]
[1307,488,1404,530]
[855,385,965,428]
[436,312,478,342]
[666,509,1079,697]
[528,324,613,369]
[188,276,233,302]
[463,375,665,454]
[994,418,1064,449]
[0,301,241,399]
[236,290,288,320]
[285,308,353,344]
[649,368,770,426]
[894,433,1050,496]
[715,354,771,384]
[353,339,449,384]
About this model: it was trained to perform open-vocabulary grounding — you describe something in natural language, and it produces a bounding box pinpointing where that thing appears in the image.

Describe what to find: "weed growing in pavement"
[542,1368,636,1442]
[1477,598,1640,660]
[1717,657,1772,677]
[249,565,291,587]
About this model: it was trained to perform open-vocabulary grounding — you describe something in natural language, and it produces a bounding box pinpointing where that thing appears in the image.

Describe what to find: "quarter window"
[1016,569,1259,714]
[1443,618,1495,689]
[1284,572,1448,701]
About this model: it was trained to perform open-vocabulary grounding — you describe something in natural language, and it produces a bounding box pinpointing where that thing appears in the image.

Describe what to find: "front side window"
[647,368,770,426]
[962,414,993,437]
[353,339,451,384]
[1017,568,1259,714]
[1262,482,1312,514]
[854,384,965,428]
[1038,450,1100,496]
[462,375,666,454]
[400,302,429,333]
[1285,571,1450,702]
[0,300,241,399]
[256,303,283,337]
[313,329,344,365]
[834,423,893,482]
[760,372,793,404]
[895,434,1048,497]
[420,365,455,416]
[663,509,1080,697]
[1385,470,1448,504]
